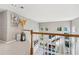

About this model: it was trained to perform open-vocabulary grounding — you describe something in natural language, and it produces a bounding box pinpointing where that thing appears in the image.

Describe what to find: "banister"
[32,32,79,37]
[24,30,79,55]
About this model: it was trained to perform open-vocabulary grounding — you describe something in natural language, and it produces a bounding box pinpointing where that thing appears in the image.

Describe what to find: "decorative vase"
[20,32,26,41]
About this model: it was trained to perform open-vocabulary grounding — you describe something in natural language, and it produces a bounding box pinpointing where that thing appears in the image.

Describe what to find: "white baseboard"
[6,40,16,44]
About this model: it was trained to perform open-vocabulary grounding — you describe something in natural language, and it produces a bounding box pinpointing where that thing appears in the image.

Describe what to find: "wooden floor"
[0,40,30,55]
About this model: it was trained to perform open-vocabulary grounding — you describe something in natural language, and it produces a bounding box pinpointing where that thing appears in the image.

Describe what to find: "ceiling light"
[11,4,24,9]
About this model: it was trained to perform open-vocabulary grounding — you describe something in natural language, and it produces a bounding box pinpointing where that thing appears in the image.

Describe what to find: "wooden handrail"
[32,32,79,37]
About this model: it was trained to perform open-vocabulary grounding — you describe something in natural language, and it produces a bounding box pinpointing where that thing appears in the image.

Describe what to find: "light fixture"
[11,4,24,9]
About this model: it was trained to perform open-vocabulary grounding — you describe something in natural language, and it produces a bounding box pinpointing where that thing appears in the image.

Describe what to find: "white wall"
[72,18,79,32]
[0,11,7,41]
[39,21,71,33]
[0,10,39,55]
[72,18,79,55]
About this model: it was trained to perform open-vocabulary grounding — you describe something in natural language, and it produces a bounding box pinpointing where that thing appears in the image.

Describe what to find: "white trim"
[6,40,16,44]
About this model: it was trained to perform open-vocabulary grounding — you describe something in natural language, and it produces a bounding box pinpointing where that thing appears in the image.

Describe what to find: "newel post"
[30,30,33,55]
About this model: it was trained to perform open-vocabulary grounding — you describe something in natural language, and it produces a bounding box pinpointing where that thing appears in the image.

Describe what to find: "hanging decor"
[19,18,27,28]
[11,13,19,27]
[64,27,68,31]
[10,12,27,42]
[19,18,27,41]
[45,27,48,31]
[57,27,62,31]
[40,28,43,31]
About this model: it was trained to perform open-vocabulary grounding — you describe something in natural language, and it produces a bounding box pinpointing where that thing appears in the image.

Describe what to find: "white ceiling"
[0,4,79,22]
[20,4,79,22]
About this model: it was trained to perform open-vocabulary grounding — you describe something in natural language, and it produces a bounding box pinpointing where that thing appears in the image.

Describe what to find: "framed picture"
[64,27,68,31]
[11,13,19,27]
[40,28,43,31]
[57,27,62,31]
[45,27,48,31]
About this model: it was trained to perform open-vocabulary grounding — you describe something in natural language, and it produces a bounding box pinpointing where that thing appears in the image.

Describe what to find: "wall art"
[11,13,19,27]
[57,27,62,31]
